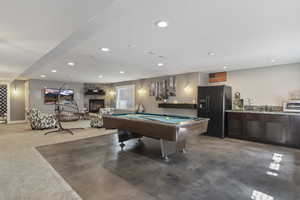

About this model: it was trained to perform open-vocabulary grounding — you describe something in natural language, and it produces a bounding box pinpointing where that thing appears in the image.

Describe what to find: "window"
[116,85,135,110]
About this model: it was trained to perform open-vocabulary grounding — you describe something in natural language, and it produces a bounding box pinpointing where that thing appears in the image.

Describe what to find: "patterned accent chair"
[27,108,58,130]
[90,108,115,128]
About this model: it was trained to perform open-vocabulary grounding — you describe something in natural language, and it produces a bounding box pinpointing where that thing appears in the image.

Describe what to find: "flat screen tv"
[44,89,74,104]
[59,89,74,104]
[44,88,59,105]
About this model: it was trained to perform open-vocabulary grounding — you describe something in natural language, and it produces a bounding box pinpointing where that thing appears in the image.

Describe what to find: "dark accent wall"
[0,84,7,116]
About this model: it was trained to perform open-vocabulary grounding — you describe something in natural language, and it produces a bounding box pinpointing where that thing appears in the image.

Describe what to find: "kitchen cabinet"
[227,112,244,138]
[286,116,300,148]
[226,112,300,149]
[264,115,289,145]
[244,114,265,141]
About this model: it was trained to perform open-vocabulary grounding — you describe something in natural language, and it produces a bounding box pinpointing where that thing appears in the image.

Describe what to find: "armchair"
[90,108,114,128]
[27,108,58,130]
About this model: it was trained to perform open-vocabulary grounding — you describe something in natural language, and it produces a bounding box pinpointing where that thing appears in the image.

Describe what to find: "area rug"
[36,134,300,200]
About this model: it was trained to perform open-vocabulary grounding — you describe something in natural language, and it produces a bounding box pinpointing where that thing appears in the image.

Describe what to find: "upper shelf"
[158,103,197,109]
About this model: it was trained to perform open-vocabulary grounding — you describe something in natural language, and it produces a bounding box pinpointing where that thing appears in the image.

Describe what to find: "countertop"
[226,110,300,116]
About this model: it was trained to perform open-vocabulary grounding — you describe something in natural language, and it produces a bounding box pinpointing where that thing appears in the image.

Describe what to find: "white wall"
[28,79,85,114]
[226,63,300,106]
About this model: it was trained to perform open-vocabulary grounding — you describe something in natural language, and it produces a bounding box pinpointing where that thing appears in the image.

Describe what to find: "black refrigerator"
[197,85,232,138]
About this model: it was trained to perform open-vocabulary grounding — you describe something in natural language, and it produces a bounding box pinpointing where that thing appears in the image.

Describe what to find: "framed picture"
[150,76,176,101]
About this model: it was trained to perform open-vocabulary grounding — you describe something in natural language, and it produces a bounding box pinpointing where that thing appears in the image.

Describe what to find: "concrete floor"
[37,132,300,200]
[0,121,115,200]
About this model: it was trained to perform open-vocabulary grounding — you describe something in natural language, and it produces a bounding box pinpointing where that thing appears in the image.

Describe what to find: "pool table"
[103,113,209,160]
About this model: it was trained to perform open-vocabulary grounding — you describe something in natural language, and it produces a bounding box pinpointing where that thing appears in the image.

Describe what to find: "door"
[198,86,224,137]
[264,114,289,145]
[227,112,244,138]
[244,113,265,141]
[286,116,300,147]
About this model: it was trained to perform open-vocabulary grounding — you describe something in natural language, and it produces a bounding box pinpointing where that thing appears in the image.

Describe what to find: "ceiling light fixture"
[68,62,75,66]
[223,66,228,69]
[40,75,46,78]
[155,20,168,28]
[51,69,57,73]
[157,62,164,67]
[148,51,156,55]
[98,75,103,78]
[128,44,136,48]
[208,52,216,56]
[271,59,276,63]
[101,47,110,52]
[120,71,125,74]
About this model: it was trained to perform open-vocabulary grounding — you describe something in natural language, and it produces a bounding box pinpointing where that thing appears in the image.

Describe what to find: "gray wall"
[10,80,26,121]
[28,79,85,114]
[83,83,109,110]
[103,72,204,117]
[13,63,299,120]
[209,63,300,106]
[227,63,300,105]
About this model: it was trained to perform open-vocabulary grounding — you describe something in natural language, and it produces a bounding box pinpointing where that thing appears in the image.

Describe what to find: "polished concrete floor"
[0,121,115,200]
[37,133,300,200]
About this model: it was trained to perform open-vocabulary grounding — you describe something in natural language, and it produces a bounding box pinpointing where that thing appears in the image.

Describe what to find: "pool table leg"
[120,142,125,150]
[160,139,176,160]
[180,149,187,154]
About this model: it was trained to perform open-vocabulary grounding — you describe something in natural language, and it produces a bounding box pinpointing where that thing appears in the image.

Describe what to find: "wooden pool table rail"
[102,114,209,160]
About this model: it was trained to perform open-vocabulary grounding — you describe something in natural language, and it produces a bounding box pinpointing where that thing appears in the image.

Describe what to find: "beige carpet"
[0,121,116,200]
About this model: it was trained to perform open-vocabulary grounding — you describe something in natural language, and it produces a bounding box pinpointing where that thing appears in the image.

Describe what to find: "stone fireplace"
[89,99,105,113]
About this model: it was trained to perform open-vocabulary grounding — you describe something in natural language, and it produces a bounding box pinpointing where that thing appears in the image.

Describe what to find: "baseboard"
[8,120,27,124]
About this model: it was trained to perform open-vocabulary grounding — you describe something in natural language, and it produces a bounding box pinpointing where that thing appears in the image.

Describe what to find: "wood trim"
[158,103,197,109]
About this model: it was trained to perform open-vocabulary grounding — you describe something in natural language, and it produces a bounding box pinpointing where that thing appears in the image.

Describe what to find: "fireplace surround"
[89,99,105,113]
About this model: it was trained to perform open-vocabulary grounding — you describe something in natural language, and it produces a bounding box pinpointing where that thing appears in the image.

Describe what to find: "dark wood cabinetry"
[264,115,289,144]
[244,114,265,141]
[227,112,300,148]
[286,116,300,148]
[227,113,244,138]
[158,103,197,109]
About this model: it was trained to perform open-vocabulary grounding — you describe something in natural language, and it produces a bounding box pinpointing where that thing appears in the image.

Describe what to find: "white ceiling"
[1,0,300,83]
[0,0,112,81]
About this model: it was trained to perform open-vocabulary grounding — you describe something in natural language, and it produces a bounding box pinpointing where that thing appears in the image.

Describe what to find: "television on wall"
[44,89,74,104]
[59,89,74,104]
[44,88,59,105]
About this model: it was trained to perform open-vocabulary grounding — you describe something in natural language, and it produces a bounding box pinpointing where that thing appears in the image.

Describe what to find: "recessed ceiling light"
[101,47,110,52]
[51,69,57,73]
[148,51,156,55]
[157,62,164,67]
[208,52,216,56]
[68,62,75,66]
[40,75,46,78]
[120,71,125,74]
[271,59,276,63]
[155,20,168,28]
[98,75,103,78]
[223,66,227,69]
[128,44,136,48]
